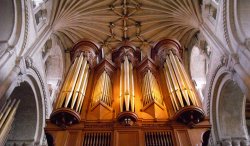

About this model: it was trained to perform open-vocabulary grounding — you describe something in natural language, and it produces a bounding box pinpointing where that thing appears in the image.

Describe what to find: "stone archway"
[6,82,38,145]
[218,80,246,141]
[211,71,249,145]
[4,73,45,146]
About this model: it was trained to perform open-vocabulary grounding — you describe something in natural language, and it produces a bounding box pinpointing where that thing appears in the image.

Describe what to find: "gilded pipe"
[65,54,84,107]
[71,58,87,109]
[165,58,184,107]
[76,65,89,112]
[130,63,135,112]
[169,52,190,106]
[56,58,77,108]
[120,63,124,112]
[163,68,178,111]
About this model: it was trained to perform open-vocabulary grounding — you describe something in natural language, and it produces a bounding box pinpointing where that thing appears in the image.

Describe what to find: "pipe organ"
[141,70,164,107]
[163,51,199,111]
[92,71,112,108]
[45,39,210,146]
[119,55,135,112]
[0,99,20,146]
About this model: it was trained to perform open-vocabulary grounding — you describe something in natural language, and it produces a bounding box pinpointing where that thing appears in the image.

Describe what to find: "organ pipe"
[163,50,200,111]
[92,71,112,107]
[56,53,90,113]
[141,70,164,107]
[0,99,20,145]
[119,56,135,112]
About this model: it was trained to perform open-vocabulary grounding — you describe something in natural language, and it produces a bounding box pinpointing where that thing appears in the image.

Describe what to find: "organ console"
[45,39,210,146]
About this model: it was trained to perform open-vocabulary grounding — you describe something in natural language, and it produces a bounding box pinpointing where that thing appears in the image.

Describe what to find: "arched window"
[190,45,210,101]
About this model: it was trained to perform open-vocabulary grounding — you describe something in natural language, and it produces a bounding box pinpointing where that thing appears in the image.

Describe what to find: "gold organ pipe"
[151,73,156,100]
[174,55,195,105]
[104,73,109,105]
[108,73,111,104]
[58,57,79,108]
[148,70,153,102]
[130,63,135,112]
[107,74,112,106]
[0,100,11,121]
[78,68,89,113]
[142,70,164,107]
[165,57,184,107]
[64,54,84,107]
[71,58,87,109]
[144,73,150,105]
[120,63,124,112]
[146,72,151,104]
[124,56,130,111]
[124,56,130,95]
[141,75,146,105]
[0,99,16,128]
[76,64,89,112]
[99,73,104,103]
[169,52,190,106]
[56,57,78,108]
[79,65,90,112]
[163,66,179,111]
[102,73,106,103]
[105,74,108,105]
[153,73,162,104]
[142,73,146,105]
[0,99,20,145]
[104,72,109,105]
[164,62,181,110]
[176,55,199,106]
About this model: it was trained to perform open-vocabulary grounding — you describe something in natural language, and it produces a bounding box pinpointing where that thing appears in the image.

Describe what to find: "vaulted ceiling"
[50,0,202,55]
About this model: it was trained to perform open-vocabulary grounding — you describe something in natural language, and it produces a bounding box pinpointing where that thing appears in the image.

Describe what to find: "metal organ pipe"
[119,56,135,112]
[0,99,20,145]
[55,53,90,113]
[163,50,200,110]
[141,70,164,107]
[92,71,112,107]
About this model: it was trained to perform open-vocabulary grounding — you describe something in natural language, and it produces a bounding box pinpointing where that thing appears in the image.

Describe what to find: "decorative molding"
[25,57,49,118]
[70,40,101,67]
[222,0,233,50]
[206,56,227,116]
[20,0,30,55]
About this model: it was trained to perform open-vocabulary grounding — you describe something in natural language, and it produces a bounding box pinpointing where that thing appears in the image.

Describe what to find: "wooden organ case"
[45,39,210,146]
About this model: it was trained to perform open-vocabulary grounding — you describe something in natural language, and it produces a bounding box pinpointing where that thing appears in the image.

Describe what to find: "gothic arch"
[4,67,47,145]
[209,66,248,145]
[44,39,65,102]
[189,45,207,101]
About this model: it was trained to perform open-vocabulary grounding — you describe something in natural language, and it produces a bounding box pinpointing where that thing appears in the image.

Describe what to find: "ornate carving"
[136,57,158,80]
[50,108,81,129]
[151,39,183,66]
[117,111,138,126]
[21,0,30,54]
[112,45,141,65]
[93,59,117,81]
[222,0,233,50]
[25,57,49,118]
[173,106,205,128]
[70,40,101,67]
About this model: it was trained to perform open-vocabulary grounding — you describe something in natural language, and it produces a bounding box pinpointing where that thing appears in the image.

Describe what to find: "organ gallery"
[45,39,210,146]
